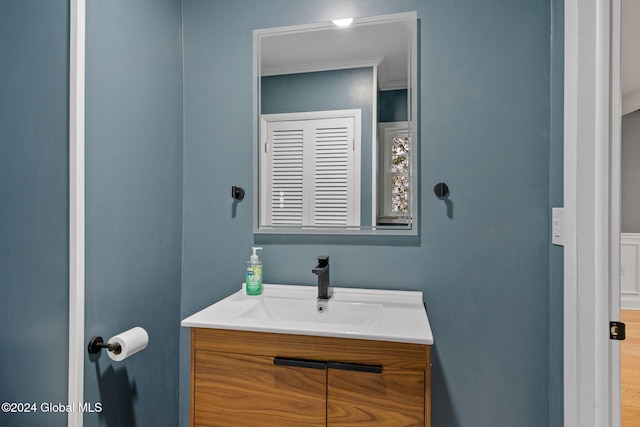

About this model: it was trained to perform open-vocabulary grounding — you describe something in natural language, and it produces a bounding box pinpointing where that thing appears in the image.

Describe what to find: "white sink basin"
[181,284,433,345]
[238,297,383,325]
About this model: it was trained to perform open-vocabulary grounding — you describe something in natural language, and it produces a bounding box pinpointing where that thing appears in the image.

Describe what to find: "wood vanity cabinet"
[190,328,431,427]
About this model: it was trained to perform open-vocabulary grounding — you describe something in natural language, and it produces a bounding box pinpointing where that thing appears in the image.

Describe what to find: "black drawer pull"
[327,362,382,374]
[274,357,326,370]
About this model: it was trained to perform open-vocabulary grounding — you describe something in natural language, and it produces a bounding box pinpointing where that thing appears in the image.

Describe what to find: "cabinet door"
[327,365,425,427]
[194,351,326,427]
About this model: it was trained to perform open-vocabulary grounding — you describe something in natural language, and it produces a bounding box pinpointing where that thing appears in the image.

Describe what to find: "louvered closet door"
[264,121,308,227]
[310,117,356,227]
[262,112,360,228]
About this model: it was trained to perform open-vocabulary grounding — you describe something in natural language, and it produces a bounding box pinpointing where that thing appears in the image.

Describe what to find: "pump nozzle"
[250,246,263,262]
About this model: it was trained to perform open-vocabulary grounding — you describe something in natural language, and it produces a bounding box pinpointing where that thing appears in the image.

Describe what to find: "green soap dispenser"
[245,246,263,295]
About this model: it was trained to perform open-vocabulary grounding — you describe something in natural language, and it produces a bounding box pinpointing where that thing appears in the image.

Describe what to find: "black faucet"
[312,256,331,300]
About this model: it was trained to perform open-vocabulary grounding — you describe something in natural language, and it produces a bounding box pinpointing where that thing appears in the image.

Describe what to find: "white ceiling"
[622,0,640,115]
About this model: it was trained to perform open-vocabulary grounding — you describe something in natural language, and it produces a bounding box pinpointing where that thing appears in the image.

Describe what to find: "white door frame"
[564,1,621,426]
[610,1,622,425]
[68,0,86,426]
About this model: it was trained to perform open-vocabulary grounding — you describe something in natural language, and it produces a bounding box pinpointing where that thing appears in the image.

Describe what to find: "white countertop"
[181,284,434,345]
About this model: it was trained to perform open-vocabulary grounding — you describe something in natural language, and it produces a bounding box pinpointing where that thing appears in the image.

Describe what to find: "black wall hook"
[434,182,449,198]
[231,186,245,201]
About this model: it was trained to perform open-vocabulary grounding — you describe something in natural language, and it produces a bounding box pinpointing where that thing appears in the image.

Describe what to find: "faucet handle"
[316,256,329,267]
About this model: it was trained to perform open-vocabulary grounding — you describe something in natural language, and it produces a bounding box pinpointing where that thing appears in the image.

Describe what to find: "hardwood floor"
[622,309,640,426]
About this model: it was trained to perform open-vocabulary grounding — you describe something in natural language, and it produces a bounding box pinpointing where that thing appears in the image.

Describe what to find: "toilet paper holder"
[87,336,121,355]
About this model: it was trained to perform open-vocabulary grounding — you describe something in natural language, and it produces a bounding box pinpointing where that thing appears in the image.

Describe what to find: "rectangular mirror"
[253,12,418,235]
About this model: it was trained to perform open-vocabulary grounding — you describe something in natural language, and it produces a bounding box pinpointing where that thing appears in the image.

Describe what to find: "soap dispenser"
[245,246,263,296]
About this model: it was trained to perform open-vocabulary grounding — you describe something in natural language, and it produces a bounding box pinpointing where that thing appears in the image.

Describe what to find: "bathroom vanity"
[182,284,433,427]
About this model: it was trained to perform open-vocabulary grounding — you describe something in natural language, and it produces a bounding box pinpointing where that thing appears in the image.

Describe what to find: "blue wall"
[0,2,70,426]
[1,1,563,426]
[181,1,561,427]
[1,2,185,424]
[261,68,373,119]
[83,1,183,426]
[379,89,408,123]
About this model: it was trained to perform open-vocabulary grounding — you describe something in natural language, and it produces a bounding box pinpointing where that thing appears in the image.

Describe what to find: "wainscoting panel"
[621,233,640,310]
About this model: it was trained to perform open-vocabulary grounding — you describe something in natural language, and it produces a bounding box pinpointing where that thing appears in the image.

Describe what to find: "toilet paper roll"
[107,327,149,362]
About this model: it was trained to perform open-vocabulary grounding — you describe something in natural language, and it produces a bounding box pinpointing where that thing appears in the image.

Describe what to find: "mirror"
[253,12,418,235]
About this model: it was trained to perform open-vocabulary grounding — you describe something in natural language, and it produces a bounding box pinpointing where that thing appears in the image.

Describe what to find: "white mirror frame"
[252,12,418,235]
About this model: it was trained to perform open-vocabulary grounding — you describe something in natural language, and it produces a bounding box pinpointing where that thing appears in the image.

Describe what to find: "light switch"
[552,207,564,246]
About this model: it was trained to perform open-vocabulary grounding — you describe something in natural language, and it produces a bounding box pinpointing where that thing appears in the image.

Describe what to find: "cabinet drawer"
[192,328,429,370]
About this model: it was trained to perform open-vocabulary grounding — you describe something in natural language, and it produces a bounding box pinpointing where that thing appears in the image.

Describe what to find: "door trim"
[564,0,621,426]
[610,1,622,425]
[68,0,86,426]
